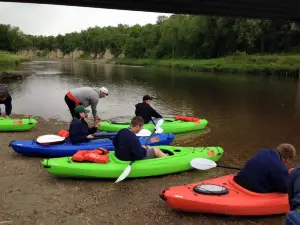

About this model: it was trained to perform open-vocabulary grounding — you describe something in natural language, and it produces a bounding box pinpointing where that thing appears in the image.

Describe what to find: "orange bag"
[58,129,70,138]
[174,115,200,122]
[72,148,109,164]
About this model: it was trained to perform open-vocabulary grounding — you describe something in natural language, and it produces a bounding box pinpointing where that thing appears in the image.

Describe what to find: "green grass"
[115,54,300,76]
[0,51,30,65]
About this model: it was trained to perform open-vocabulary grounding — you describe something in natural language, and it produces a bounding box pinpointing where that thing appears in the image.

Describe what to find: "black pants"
[64,95,77,119]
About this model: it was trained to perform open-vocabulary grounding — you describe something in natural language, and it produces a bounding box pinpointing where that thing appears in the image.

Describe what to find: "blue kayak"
[9,132,175,157]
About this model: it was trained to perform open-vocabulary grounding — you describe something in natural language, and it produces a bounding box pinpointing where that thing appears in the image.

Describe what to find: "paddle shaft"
[217,165,241,170]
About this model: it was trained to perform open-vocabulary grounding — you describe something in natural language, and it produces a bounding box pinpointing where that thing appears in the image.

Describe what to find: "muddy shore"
[0,115,292,225]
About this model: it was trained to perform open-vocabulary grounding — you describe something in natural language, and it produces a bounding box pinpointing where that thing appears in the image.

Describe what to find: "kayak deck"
[41,146,224,179]
[160,174,288,216]
[0,117,38,131]
[98,117,208,134]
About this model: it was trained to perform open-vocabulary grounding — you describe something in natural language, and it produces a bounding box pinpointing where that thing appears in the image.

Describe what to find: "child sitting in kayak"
[113,116,168,161]
[286,166,300,224]
[69,105,98,144]
[233,143,296,194]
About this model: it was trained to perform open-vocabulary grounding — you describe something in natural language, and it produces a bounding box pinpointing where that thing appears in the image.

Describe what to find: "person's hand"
[95,116,101,122]
[87,135,94,139]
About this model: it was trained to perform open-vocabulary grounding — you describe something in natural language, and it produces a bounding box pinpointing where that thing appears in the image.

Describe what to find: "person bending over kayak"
[0,88,12,118]
[113,116,168,161]
[135,95,163,125]
[233,143,296,194]
[64,86,108,122]
[285,166,300,225]
[69,105,98,144]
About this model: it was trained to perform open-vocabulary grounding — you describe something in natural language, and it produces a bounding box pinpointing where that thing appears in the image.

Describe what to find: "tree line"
[1,14,300,59]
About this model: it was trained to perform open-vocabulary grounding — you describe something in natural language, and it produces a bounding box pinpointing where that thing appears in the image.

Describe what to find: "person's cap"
[75,105,90,114]
[143,95,153,101]
[100,87,109,96]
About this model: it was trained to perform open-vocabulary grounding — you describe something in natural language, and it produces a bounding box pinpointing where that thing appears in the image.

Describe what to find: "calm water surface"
[2,60,300,223]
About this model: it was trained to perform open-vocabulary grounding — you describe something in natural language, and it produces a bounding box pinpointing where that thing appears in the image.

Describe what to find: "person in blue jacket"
[233,143,296,193]
[113,116,168,161]
[68,105,98,144]
[0,88,12,117]
[285,166,300,225]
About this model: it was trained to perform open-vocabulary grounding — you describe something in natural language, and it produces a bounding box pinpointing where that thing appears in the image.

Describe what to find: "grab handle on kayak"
[8,140,15,147]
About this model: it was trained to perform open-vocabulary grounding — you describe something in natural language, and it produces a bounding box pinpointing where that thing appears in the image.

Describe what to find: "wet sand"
[0,114,295,225]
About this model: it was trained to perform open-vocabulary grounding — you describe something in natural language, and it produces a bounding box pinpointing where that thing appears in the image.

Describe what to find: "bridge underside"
[4,0,300,21]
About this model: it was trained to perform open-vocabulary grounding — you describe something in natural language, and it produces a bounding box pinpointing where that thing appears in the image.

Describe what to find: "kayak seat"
[160,149,175,156]
[193,183,229,196]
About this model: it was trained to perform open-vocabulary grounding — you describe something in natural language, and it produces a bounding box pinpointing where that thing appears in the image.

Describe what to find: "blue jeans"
[285,210,300,225]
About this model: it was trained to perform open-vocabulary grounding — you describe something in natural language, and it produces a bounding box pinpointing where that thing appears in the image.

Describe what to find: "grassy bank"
[115,54,300,76]
[0,51,30,67]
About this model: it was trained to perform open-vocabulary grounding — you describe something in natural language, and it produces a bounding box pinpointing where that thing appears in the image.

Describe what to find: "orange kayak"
[159,174,289,216]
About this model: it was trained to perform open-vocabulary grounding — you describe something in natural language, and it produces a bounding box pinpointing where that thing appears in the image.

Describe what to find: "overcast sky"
[0,2,171,36]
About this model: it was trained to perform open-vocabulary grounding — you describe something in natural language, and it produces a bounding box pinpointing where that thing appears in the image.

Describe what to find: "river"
[2,60,300,223]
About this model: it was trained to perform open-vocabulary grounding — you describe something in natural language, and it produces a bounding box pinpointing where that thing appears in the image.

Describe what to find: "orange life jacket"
[72,148,109,164]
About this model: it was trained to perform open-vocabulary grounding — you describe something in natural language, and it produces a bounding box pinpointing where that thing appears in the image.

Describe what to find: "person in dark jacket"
[69,105,97,144]
[135,95,162,124]
[0,88,12,117]
[113,116,168,161]
[285,166,300,225]
[233,143,296,194]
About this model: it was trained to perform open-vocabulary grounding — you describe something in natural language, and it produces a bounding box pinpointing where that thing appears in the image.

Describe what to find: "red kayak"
[159,174,289,216]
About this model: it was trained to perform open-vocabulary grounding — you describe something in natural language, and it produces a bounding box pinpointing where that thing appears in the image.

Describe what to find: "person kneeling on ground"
[285,166,300,225]
[233,143,296,193]
[0,88,12,118]
[69,105,98,144]
[135,95,163,125]
[113,116,168,161]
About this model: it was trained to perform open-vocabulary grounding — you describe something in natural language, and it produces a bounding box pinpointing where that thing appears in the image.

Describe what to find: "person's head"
[143,95,153,105]
[276,143,296,164]
[0,91,8,101]
[99,87,109,98]
[74,105,90,119]
[130,116,144,133]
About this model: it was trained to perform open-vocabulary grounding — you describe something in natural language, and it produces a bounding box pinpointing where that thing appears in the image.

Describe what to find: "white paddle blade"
[155,119,164,128]
[115,165,132,183]
[190,158,217,170]
[36,135,65,144]
[155,127,163,134]
[136,129,151,137]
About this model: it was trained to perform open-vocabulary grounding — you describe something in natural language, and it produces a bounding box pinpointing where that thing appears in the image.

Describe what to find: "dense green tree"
[1,15,300,58]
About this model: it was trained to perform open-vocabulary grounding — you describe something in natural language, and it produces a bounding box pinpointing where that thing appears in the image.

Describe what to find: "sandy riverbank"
[0,114,286,225]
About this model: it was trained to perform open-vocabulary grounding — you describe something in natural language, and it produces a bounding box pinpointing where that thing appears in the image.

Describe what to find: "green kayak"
[41,146,224,179]
[98,117,208,134]
[0,117,38,131]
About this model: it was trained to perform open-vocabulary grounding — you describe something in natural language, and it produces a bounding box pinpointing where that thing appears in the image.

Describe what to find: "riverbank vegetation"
[1,15,300,74]
[115,53,300,75]
[0,51,29,68]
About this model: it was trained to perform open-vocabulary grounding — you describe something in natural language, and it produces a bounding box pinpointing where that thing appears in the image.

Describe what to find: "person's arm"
[90,98,99,120]
[88,127,97,134]
[4,96,12,116]
[150,106,162,118]
[271,166,289,193]
[69,120,89,144]
[130,135,147,160]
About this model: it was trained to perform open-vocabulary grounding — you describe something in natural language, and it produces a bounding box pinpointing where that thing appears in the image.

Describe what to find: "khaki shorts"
[143,146,156,159]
